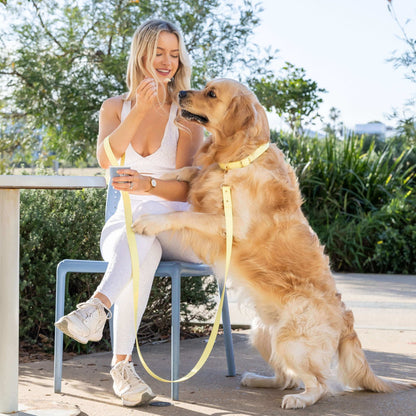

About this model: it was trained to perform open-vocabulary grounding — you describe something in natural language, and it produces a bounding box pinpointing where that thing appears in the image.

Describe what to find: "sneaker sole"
[122,392,156,407]
[54,318,89,344]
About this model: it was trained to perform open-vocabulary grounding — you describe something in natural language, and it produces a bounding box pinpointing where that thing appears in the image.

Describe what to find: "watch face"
[151,178,157,188]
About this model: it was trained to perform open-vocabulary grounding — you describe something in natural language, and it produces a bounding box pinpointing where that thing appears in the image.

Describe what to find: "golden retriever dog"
[132,79,415,409]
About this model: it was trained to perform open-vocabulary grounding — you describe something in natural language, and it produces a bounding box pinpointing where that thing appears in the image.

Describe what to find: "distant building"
[303,128,326,139]
[353,122,396,140]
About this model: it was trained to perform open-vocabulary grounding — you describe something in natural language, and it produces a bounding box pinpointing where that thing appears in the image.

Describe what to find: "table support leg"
[0,190,19,413]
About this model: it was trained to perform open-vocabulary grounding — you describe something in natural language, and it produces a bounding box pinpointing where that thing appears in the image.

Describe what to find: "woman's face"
[149,31,180,83]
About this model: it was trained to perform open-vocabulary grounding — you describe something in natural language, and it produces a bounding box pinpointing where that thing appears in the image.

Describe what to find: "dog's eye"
[207,90,216,98]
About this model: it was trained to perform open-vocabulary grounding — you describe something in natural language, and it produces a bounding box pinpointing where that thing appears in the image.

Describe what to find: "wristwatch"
[149,178,157,190]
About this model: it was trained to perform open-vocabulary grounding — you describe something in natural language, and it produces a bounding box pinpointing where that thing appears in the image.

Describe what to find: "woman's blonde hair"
[125,19,191,104]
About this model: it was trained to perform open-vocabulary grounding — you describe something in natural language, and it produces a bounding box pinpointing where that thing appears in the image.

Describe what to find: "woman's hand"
[134,78,159,114]
[112,168,151,194]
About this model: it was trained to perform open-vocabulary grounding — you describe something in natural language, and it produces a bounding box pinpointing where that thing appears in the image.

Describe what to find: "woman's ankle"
[112,354,132,366]
[93,292,111,309]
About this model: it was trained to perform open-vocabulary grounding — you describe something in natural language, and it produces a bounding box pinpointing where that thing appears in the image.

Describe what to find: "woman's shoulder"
[101,94,127,113]
[179,116,204,136]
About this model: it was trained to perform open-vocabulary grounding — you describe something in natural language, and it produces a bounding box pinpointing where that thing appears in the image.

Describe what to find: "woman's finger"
[140,83,157,99]
[116,168,136,176]
[137,78,156,93]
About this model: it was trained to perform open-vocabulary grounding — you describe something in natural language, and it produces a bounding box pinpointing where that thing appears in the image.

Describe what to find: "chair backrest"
[105,167,121,222]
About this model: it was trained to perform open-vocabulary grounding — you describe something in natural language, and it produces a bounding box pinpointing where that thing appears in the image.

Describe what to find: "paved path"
[9,273,416,416]
[226,273,416,330]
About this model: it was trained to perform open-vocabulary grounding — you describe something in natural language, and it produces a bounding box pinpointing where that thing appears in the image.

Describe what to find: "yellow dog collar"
[218,142,270,171]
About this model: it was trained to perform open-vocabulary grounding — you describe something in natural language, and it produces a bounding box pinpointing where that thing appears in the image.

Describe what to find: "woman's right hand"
[134,77,158,114]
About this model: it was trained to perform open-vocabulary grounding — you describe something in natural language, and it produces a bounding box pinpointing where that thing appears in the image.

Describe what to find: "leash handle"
[103,136,232,383]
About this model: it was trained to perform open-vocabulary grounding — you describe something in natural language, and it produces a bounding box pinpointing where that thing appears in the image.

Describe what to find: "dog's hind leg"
[241,318,299,390]
[241,372,295,389]
[278,343,330,409]
[281,375,327,409]
[273,312,341,409]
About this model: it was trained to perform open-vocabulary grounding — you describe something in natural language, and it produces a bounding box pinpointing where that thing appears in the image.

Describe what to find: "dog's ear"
[223,94,256,137]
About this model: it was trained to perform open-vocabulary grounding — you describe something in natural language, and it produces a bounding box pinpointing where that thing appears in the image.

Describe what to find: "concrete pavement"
[9,273,416,416]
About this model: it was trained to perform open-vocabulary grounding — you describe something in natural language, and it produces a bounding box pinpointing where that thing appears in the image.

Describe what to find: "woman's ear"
[223,94,256,137]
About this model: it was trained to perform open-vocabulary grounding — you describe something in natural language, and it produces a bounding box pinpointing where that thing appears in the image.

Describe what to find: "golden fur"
[132,78,415,409]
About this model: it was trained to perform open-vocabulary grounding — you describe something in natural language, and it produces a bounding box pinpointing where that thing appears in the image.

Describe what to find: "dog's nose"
[178,90,188,99]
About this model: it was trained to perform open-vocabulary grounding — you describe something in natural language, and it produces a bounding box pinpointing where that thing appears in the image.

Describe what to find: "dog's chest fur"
[189,165,255,239]
[188,165,224,214]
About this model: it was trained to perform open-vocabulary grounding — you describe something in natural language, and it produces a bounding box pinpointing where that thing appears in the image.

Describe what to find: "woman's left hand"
[112,168,151,194]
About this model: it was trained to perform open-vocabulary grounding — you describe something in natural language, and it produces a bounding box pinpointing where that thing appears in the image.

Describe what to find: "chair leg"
[54,264,67,393]
[170,267,181,401]
[53,259,110,393]
[218,283,236,377]
[109,305,114,351]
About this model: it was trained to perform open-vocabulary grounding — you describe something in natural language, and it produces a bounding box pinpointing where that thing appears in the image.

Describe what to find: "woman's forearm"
[133,178,190,202]
[97,104,146,168]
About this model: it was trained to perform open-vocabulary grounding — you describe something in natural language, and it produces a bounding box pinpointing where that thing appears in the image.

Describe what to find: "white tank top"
[118,99,187,207]
[121,100,179,179]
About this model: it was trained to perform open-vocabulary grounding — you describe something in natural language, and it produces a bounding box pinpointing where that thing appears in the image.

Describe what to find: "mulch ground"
[20,341,61,363]
[19,325,228,363]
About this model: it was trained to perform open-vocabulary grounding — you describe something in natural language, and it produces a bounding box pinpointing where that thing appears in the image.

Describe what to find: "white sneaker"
[54,298,111,344]
[110,358,155,406]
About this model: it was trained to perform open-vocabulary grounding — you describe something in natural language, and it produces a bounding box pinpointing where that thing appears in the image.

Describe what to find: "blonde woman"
[55,19,203,406]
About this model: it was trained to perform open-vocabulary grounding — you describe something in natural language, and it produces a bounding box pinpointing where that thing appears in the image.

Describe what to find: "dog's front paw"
[161,166,200,182]
[132,215,167,236]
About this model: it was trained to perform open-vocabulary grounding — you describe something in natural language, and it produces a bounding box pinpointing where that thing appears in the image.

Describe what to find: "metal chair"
[54,167,236,400]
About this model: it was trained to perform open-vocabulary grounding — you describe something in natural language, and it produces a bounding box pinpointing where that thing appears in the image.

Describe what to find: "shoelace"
[75,300,112,320]
[120,362,144,387]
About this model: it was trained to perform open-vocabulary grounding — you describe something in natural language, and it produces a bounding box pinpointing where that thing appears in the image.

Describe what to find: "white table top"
[0,175,106,189]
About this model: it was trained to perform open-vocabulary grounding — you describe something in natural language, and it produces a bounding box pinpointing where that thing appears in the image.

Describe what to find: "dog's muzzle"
[178,91,209,124]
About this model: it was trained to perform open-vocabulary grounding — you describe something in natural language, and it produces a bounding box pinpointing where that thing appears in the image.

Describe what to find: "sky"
[246,0,416,131]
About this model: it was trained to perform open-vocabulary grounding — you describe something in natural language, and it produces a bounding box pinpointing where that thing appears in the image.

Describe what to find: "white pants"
[95,197,200,355]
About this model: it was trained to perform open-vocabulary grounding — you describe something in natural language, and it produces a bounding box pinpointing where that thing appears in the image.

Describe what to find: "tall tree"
[387,0,416,84]
[248,63,326,134]
[387,0,416,144]
[323,107,343,138]
[0,0,273,167]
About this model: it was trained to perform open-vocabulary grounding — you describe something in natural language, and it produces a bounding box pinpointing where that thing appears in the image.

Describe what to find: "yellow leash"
[104,136,232,383]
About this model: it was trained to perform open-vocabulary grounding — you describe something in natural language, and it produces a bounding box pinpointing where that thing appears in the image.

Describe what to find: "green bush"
[20,187,106,351]
[19,186,216,352]
[366,196,416,274]
[312,194,416,274]
[272,131,415,274]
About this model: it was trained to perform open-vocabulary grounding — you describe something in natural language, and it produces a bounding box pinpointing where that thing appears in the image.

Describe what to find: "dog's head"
[178,78,269,143]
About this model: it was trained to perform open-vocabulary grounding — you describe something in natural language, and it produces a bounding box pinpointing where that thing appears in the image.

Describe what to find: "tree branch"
[30,0,66,52]
[0,69,34,88]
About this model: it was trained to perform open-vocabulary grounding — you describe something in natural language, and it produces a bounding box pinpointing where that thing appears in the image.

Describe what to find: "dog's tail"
[337,307,416,392]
